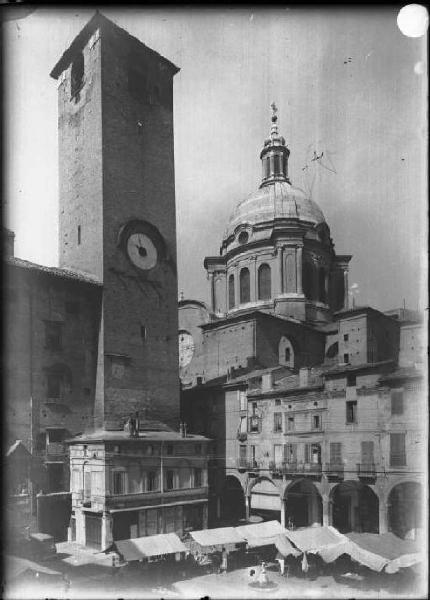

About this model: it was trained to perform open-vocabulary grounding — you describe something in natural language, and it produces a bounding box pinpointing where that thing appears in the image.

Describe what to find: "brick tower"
[51,13,180,430]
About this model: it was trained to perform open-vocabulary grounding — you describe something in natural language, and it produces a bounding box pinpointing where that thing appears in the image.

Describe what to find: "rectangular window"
[250,445,256,464]
[47,372,62,399]
[344,334,349,341]
[274,444,283,466]
[45,321,63,351]
[113,471,125,495]
[284,443,297,463]
[312,415,320,430]
[287,416,295,431]
[347,374,356,387]
[343,353,349,364]
[390,433,406,466]
[239,416,247,433]
[147,471,156,492]
[346,400,357,423]
[249,416,260,433]
[166,470,175,490]
[391,390,404,415]
[361,441,374,466]
[166,445,174,456]
[274,412,282,433]
[77,225,81,245]
[194,468,202,488]
[239,391,247,411]
[47,428,64,443]
[252,402,257,416]
[330,442,342,465]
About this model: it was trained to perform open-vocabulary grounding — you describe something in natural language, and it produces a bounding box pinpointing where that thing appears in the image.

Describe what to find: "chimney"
[135,411,139,433]
[261,372,273,392]
[4,228,15,258]
[183,422,188,438]
[299,367,311,388]
[179,422,185,437]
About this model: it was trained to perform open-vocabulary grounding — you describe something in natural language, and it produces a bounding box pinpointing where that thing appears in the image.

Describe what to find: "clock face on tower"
[179,330,195,367]
[119,219,167,271]
[127,233,158,270]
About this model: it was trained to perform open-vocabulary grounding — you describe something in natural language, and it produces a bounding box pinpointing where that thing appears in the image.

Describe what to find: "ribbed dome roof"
[224,180,326,240]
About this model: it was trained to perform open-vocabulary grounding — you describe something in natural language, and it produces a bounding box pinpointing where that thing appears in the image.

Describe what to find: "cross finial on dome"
[270,102,278,137]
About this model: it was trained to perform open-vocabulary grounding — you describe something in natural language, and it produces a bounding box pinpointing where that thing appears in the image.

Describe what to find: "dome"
[224,180,326,241]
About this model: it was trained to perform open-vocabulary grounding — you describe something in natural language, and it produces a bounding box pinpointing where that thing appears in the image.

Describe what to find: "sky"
[3,6,428,313]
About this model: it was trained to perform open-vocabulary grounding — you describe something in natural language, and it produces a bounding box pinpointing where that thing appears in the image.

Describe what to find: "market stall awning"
[235,520,285,548]
[6,555,63,581]
[346,532,423,573]
[274,535,302,558]
[284,525,348,553]
[115,533,186,562]
[190,527,245,548]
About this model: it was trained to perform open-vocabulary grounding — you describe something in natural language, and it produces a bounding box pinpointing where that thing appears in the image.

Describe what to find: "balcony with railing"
[236,458,260,473]
[357,463,376,481]
[324,463,344,480]
[269,462,322,479]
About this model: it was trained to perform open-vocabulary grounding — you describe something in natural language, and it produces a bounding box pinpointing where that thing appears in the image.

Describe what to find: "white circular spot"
[397,4,429,38]
[414,61,425,74]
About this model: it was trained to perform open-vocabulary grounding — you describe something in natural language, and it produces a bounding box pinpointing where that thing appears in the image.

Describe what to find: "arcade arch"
[330,481,379,533]
[220,475,246,525]
[387,481,423,539]
[284,479,322,529]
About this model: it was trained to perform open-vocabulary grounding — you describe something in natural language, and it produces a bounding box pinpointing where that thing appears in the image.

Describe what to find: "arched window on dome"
[228,274,235,309]
[258,264,271,300]
[318,267,326,303]
[279,336,295,368]
[240,268,250,304]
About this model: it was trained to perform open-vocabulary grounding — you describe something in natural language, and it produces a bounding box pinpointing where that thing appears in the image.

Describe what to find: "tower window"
[77,225,81,245]
[258,263,271,300]
[228,274,235,309]
[70,52,84,98]
[240,267,250,304]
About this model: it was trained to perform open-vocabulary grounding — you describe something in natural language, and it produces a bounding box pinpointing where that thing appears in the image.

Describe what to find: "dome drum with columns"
[204,105,351,325]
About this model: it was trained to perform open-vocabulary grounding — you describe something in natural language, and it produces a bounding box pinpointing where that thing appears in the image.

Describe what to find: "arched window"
[228,274,235,309]
[240,268,250,304]
[273,154,281,175]
[318,268,326,303]
[279,337,295,368]
[258,264,271,300]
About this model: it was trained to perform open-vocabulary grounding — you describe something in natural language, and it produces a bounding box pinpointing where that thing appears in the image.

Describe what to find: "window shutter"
[390,433,406,466]
[391,390,404,415]
[304,443,310,463]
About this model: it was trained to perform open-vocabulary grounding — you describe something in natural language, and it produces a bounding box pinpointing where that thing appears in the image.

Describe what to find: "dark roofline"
[248,383,325,399]
[323,359,396,377]
[334,306,399,322]
[200,308,325,334]
[50,12,179,80]
[4,256,102,286]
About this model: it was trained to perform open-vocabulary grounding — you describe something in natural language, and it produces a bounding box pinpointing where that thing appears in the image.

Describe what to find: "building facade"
[179,111,426,540]
[4,13,211,545]
[68,422,210,550]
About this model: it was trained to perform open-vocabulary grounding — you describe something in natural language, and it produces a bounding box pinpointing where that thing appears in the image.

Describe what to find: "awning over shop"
[346,532,423,573]
[235,520,285,548]
[283,526,424,573]
[284,525,348,553]
[114,533,187,562]
[274,535,302,558]
[190,527,246,550]
[250,479,282,511]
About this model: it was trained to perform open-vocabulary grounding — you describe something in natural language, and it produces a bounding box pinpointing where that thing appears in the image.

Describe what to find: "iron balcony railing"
[237,458,260,471]
[357,463,376,478]
[269,462,322,476]
[325,463,345,479]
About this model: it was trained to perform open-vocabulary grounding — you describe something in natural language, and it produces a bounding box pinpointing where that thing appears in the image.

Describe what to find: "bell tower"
[51,13,180,430]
